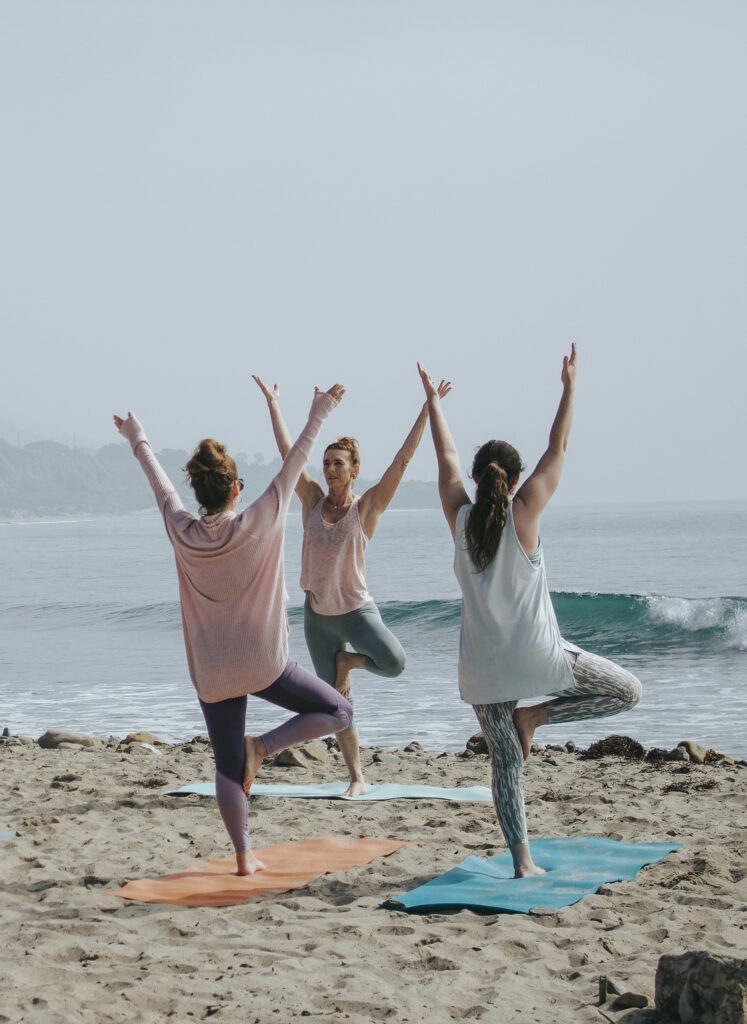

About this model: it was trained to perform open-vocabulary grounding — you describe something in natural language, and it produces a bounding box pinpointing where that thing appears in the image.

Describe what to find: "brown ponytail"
[185,439,239,515]
[465,441,525,571]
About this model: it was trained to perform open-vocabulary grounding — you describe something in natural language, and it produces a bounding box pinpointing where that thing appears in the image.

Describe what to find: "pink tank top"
[300,496,371,615]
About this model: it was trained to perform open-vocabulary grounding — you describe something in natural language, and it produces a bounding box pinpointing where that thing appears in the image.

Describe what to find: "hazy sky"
[2,1,745,503]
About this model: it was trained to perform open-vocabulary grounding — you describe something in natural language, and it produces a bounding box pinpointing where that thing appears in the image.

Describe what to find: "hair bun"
[185,439,239,514]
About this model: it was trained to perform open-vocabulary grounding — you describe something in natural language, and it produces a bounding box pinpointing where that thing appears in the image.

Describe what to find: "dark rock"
[466,733,488,755]
[665,746,691,762]
[656,951,747,1024]
[458,749,475,759]
[645,747,668,762]
[2,727,10,737]
[580,735,646,760]
[403,741,422,752]
[610,992,650,1009]
[565,740,577,753]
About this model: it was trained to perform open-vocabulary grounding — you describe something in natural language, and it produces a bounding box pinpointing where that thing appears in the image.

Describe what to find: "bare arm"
[417,363,469,539]
[270,385,344,514]
[253,375,324,516]
[513,343,578,551]
[359,380,451,537]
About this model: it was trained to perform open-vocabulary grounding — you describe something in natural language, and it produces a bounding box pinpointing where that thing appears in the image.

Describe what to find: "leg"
[304,599,367,796]
[333,603,407,796]
[199,696,265,875]
[252,658,352,787]
[336,602,406,689]
[514,646,642,759]
[545,647,643,725]
[473,702,544,878]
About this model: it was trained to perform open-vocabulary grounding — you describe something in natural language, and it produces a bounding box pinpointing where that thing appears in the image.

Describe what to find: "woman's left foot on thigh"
[334,649,364,697]
[243,735,267,795]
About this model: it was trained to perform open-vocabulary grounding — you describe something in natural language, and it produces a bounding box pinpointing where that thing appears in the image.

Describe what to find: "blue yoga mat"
[387,836,683,914]
[165,781,493,802]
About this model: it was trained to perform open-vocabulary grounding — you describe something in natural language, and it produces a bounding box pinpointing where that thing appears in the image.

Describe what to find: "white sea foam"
[645,596,729,632]
[725,608,747,651]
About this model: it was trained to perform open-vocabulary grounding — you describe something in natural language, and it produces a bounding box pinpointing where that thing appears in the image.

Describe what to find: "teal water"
[0,501,745,756]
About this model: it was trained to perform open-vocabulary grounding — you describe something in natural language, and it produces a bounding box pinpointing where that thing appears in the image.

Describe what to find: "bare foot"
[342,779,368,798]
[335,649,363,697]
[236,850,266,875]
[336,729,367,797]
[242,735,267,795]
[513,703,548,760]
[510,842,546,878]
[515,864,546,879]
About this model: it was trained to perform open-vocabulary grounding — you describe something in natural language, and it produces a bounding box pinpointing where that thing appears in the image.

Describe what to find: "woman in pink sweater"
[113,385,352,875]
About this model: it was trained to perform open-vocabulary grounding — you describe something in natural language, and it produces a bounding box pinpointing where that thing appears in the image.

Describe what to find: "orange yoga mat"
[113,837,408,907]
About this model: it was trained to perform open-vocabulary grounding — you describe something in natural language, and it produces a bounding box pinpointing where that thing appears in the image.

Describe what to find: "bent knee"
[377,646,406,677]
[335,697,354,732]
[617,672,642,712]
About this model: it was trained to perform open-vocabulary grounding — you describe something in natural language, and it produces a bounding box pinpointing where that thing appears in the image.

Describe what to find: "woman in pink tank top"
[255,374,450,796]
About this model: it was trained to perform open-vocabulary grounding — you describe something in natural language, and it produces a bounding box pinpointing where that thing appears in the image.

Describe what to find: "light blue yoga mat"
[165,781,493,802]
[386,836,683,914]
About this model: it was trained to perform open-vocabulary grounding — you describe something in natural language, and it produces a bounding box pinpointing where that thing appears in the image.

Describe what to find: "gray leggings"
[303,595,406,731]
[472,645,642,848]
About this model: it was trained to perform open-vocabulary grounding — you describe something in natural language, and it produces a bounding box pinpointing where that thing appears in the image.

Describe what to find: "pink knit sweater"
[119,391,338,702]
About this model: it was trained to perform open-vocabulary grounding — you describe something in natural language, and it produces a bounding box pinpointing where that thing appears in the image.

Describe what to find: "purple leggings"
[199,659,352,853]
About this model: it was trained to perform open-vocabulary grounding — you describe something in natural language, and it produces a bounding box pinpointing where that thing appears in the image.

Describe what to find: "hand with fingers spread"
[252,375,280,405]
[320,383,345,404]
[417,362,450,403]
[113,411,148,453]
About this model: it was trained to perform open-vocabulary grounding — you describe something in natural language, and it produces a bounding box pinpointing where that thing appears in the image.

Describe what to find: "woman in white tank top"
[254,374,450,796]
[419,347,641,877]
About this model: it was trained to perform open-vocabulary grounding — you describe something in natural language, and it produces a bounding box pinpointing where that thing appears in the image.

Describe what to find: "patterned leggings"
[472,645,642,848]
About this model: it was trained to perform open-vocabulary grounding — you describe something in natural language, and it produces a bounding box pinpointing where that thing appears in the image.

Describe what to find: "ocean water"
[0,501,745,758]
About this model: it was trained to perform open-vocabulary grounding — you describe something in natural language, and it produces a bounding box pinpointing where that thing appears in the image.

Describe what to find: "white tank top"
[454,501,576,703]
[300,496,371,615]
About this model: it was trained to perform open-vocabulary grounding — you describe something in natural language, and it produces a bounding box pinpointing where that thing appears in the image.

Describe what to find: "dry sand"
[0,733,744,1023]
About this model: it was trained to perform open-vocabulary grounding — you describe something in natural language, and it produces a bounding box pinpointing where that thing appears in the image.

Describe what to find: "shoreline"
[1,730,745,1023]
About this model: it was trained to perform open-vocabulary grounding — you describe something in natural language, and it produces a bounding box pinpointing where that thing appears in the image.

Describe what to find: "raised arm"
[252,376,323,516]
[113,412,187,523]
[358,380,451,538]
[417,363,469,539]
[269,384,344,514]
[513,343,577,549]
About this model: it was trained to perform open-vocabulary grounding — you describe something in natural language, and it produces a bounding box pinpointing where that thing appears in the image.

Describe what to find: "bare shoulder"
[511,493,541,555]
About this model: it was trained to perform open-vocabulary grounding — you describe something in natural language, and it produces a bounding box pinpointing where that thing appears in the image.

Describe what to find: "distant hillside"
[0,441,439,520]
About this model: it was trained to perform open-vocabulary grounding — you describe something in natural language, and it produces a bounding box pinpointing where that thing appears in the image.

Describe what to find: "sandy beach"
[0,731,744,1024]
